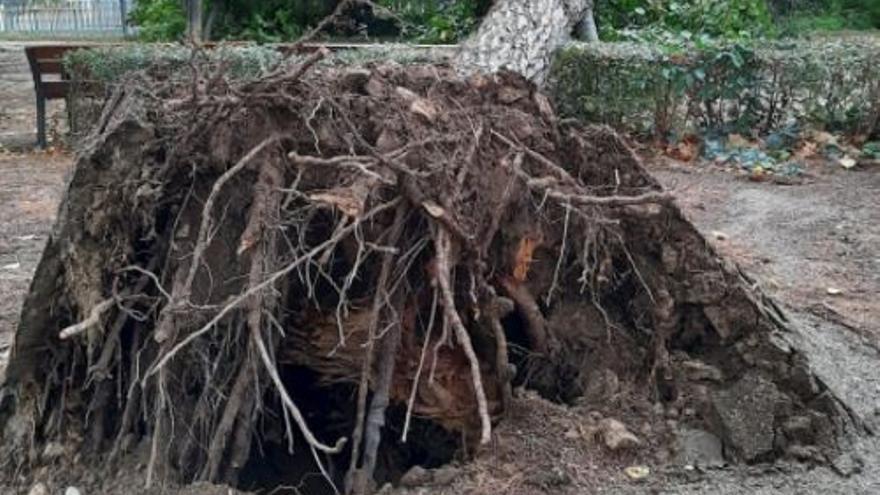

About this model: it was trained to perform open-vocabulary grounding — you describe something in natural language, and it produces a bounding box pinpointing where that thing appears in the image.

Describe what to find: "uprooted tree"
[0,4,865,495]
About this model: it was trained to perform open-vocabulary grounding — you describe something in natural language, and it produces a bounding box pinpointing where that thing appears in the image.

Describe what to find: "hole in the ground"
[236,364,458,494]
[502,305,589,405]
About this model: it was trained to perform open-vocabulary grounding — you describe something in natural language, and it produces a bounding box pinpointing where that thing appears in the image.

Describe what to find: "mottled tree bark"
[456,0,593,83]
[185,0,203,41]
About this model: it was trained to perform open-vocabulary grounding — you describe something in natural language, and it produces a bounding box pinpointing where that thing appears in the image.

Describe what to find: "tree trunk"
[185,0,203,42]
[456,0,593,83]
[576,4,599,42]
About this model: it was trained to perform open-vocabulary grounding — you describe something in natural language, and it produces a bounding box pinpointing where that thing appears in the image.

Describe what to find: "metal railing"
[0,0,133,38]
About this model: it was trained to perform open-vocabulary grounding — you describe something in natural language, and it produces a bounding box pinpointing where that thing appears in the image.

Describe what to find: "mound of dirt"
[0,51,862,494]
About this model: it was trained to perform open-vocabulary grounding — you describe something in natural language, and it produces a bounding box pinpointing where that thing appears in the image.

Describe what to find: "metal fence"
[0,0,133,38]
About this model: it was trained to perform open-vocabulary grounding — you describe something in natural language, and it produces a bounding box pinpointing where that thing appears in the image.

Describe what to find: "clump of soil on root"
[0,52,861,494]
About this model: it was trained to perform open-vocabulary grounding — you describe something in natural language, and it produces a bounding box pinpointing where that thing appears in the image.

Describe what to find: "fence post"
[119,0,128,37]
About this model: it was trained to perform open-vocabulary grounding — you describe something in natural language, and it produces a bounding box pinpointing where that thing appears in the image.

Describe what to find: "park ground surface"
[1,41,879,494]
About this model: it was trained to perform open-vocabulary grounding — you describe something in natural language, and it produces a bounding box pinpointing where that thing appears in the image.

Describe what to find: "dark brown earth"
[0,43,879,495]
[388,160,880,495]
[2,145,878,495]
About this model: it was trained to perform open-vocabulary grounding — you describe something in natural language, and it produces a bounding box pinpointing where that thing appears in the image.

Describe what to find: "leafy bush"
[549,37,880,139]
[211,1,335,43]
[127,0,487,43]
[128,0,186,42]
[597,0,776,40]
[64,44,284,83]
[376,0,489,43]
[775,0,880,35]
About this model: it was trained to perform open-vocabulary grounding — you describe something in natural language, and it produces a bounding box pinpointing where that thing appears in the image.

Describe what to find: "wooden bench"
[24,45,87,148]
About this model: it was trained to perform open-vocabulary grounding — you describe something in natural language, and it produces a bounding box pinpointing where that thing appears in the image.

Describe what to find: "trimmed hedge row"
[548,37,880,138]
[62,43,455,139]
[62,39,880,142]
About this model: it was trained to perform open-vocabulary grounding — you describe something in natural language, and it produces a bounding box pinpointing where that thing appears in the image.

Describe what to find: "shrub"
[64,44,284,83]
[597,0,776,40]
[376,0,489,43]
[549,36,880,139]
[127,0,488,43]
[128,0,186,42]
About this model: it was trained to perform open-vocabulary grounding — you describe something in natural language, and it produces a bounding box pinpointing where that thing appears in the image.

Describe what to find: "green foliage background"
[129,0,492,43]
[128,0,879,44]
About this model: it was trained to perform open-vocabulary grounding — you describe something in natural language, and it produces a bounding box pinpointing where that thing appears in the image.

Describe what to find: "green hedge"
[62,43,453,85]
[62,44,286,138]
[548,36,880,138]
[61,43,452,139]
[63,44,285,84]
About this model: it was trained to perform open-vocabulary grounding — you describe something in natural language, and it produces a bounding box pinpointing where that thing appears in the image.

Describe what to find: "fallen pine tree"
[0,46,863,494]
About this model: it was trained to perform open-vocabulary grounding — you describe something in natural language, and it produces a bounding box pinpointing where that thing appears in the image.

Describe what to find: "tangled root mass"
[0,51,858,493]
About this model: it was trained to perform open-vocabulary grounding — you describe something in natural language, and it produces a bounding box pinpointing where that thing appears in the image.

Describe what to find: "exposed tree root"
[0,51,860,494]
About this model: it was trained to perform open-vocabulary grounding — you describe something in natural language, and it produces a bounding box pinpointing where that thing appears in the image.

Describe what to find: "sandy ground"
[0,41,72,375]
[0,151,69,367]
[1,41,879,494]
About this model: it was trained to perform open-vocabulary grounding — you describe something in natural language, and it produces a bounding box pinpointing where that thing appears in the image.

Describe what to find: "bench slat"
[26,46,77,63]
[41,81,69,99]
[36,60,65,74]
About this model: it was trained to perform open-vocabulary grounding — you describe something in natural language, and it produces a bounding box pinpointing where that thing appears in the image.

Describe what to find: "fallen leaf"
[409,98,439,122]
[838,156,857,169]
[665,136,700,162]
[794,141,818,160]
[812,131,837,146]
[727,133,750,148]
[624,465,650,480]
[748,167,770,182]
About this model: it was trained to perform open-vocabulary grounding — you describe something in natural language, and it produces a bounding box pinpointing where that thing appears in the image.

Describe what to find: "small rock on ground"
[399,466,432,487]
[599,418,642,451]
[674,427,725,467]
[27,483,48,495]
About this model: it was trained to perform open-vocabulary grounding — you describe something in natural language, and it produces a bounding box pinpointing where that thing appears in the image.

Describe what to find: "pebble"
[65,487,82,495]
[399,465,431,487]
[27,483,48,495]
[599,418,642,452]
[624,465,650,480]
[432,466,460,486]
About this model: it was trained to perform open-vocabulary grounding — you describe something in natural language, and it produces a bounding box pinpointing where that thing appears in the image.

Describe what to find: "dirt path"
[627,163,880,495]
[0,151,70,375]
[656,165,880,346]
